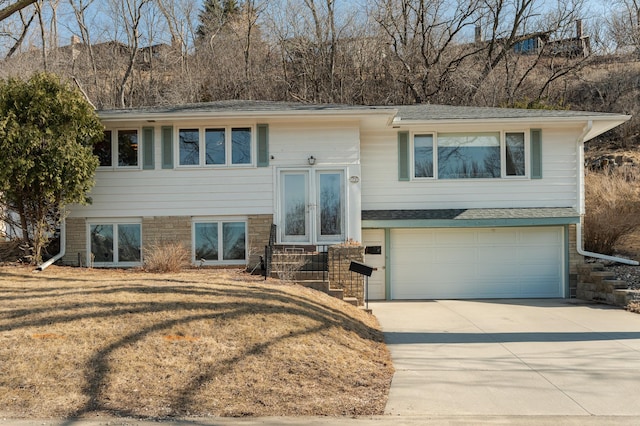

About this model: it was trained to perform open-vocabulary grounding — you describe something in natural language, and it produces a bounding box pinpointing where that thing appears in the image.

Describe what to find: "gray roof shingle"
[98,100,625,121]
[394,104,625,121]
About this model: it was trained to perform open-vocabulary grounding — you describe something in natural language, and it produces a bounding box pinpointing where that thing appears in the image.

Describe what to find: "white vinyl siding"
[390,227,564,299]
[361,127,579,210]
[70,121,362,247]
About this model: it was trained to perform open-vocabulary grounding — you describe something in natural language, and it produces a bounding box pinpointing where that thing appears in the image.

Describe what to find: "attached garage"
[390,227,565,299]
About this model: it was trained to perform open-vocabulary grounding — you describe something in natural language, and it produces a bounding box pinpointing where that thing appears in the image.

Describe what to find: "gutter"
[575,120,639,266]
[36,218,66,271]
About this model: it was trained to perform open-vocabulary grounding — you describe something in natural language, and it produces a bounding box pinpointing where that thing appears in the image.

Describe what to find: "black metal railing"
[263,224,277,280]
[263,225,363,302]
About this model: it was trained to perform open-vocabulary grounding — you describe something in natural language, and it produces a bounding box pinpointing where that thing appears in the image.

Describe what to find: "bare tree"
[106,0,152,107]
[448,0,590,108]
[373,0,483,104]
[4,8,36,58]
[606,0,640,55]
[0,0,36,22]
[68,0,100,101]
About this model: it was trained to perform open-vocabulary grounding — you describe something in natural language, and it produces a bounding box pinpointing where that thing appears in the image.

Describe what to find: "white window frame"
[176,126,255,168]
[191,217,248,266]
[502,130,529,179]
[411,130,529,180]
[411,132,436,180]
[97,128,141,170]
[86,219,143,267]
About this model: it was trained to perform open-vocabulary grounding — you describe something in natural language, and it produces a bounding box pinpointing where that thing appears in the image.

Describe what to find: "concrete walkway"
[370,299,640,417]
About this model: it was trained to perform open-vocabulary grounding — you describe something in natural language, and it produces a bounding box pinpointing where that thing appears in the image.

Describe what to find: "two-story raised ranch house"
[62,101,629,300]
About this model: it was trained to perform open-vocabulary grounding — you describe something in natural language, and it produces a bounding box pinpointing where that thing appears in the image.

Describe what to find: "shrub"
[143,241,190,273]
[584,167,640,255]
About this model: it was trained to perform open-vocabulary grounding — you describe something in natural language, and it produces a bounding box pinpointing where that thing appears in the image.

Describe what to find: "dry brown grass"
[584,167,640,255]
[627,301,640,314]
[0,265,393,419]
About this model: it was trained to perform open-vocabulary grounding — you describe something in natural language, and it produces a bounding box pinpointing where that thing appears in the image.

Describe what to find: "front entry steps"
[269,249,360,307]
[294,280,359,306]
[577,262,637,306]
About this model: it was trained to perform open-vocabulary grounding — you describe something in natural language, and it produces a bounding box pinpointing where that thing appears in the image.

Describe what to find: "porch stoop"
[268,249,363,307]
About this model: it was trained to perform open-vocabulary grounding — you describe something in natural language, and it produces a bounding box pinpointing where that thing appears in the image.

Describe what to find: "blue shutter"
[161,126,173,169]
[257,124,269,167]
[530,129,542,179]
[398,131,410,181]
[142,127,154,170]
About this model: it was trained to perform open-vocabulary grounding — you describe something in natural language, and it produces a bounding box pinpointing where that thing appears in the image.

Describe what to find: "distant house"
[477,20,590,58]
[61,101,629,300]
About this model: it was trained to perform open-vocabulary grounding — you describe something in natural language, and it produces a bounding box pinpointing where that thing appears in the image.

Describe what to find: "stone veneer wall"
[577,263,637,306]
[328,244,365,305]
[63,215,272,268]
[247,215,273,271]
[568,223,582,298]
[63,217,86,266]
[141,216,192,254]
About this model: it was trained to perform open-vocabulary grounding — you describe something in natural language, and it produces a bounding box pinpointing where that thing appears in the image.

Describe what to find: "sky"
[0,0,627,54]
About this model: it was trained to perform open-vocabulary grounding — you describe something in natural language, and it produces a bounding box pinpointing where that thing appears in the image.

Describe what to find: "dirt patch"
[0,265,393,419]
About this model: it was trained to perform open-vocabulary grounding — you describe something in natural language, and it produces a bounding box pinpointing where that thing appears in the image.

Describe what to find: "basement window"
[193,220,247,265]
[88,222,142,266]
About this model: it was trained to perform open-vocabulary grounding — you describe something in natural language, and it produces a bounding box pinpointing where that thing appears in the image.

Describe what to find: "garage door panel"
[436,231,475,245]
[477,229,518,244]
[478,247,513,263]
[436,247,475,263]
[391,227,564,299]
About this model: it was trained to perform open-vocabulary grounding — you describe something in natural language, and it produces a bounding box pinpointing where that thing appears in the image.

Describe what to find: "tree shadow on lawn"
[0,274,386,420]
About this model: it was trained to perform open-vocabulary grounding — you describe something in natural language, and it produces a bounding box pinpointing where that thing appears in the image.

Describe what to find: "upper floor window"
[438,132,501,179]
[505,132,525,176]
[94,131,112,167]
[412,131,527,179]
[179,126,253,167]
[118,130,139,167]
[95,129,139,168]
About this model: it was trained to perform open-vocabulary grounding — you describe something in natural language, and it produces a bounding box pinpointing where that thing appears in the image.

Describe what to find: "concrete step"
[343,297,359,307]
[270,270,327,281]
[590,270,617,284]
[295,280,330,292]
[602,279,628,291]
[328,288,344,299]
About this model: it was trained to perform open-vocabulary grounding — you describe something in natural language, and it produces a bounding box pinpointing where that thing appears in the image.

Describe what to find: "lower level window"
[90,223,141,265]
[193,220,246,264]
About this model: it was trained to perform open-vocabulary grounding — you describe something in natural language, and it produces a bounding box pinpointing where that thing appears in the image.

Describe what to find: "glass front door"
[280,170,345,244]
[282,172,309,242]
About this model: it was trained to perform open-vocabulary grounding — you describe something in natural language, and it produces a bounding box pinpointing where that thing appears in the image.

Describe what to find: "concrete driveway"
[371,299,640,417]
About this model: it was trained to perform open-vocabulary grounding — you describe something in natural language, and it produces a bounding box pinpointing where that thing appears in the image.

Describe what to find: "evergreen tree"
[196,0,241,40]
[0,73,103,263]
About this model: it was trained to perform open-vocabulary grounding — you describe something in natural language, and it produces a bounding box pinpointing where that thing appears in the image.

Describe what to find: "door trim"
[276,167,348,245]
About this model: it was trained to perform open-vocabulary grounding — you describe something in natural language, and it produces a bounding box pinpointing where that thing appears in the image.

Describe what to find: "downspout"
[36,218,66,271]
[575,120,639,266]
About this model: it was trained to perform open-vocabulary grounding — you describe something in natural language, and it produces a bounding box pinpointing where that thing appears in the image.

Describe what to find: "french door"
[280,169,345,244]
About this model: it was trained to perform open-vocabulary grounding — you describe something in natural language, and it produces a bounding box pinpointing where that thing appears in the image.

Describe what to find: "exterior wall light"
[308,155,316,165]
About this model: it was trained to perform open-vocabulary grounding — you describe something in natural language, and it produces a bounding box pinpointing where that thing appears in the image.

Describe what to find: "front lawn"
[0,266,393,419]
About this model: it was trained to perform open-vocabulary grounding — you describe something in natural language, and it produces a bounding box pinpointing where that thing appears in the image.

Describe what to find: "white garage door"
[391,227,564,299]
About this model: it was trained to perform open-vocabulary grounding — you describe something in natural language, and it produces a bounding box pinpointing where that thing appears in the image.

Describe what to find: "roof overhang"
[98,105,399,127]
[392,115,630,140]
[361,208,580,229]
